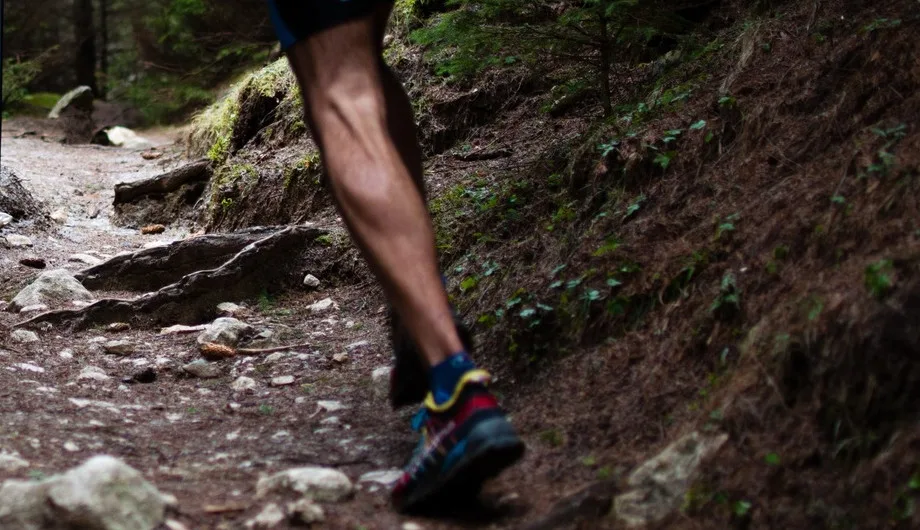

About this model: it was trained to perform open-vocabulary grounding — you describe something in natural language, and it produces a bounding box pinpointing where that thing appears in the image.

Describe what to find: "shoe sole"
[397,416,526,513]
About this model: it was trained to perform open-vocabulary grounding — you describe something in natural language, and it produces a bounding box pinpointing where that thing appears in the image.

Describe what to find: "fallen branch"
[199,341,312,360]
[113,160,211,204]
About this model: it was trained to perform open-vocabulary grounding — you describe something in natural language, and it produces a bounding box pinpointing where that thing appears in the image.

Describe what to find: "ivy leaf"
[606,278,622,288]
[690,119,707,130]
[519,308,537,318]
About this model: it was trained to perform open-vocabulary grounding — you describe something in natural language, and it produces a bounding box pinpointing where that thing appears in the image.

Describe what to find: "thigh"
[268,0,392,51]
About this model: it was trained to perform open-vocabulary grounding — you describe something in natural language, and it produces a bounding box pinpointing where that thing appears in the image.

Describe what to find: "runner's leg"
[284,11,461,368]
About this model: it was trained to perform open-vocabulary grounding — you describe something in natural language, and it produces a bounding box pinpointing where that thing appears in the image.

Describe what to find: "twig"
[235,342,312,356]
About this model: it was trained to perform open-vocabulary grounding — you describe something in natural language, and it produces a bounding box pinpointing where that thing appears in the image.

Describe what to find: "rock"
[182,360,222,379]
[197,317,254,347]
[0,455,168,530]
[231,376,257,392]
[163,520,189,530]
[69,253,103,266]
[95,126,153,149]
[19,257,45,269]
[255,467,354,503]
[0,451,30,471]
[59,349,74,360]
[316,400,348,413]
[0,166,46,222]
[358,469,402,487]
[332,352,348,364]
[159,324,207,335]
[141,151,164,161]
[271,375,295,387]
[288,498,325,524]
[0,212,11,227]
[50,208,69,224]
[10,330,39,343]
[3,234,33,247]
[302,274,321,289]
[263,352,285,364]
[345,340,372,354]
[371,366,392,399]
[307,298,338,314]
[403,523,424,530]
[103,340,135,356]
[10,269,93,311]
[63,441,80,452]
[15,362,44,373]
[140,224,166,235]
[19,304,49,314]
[78,366,111,382]
[106,322,131,332]
[48,86,93,119]
[614,432,728,527]
[216,302,244,316]
[245,503,285,529]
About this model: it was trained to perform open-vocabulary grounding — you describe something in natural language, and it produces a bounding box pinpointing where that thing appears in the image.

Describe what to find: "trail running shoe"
[388,307,474,409]
[391,370,525,513]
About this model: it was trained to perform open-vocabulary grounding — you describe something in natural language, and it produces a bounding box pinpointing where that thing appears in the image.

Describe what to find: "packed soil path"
[0,123,551,530]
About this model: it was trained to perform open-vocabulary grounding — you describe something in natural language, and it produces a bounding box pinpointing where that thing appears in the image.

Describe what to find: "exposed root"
[15,226,328,330]
[199,341,313,360]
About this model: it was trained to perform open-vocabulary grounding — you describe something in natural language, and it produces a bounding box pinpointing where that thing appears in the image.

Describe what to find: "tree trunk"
[73,0,97,94]
[98,0,108,98]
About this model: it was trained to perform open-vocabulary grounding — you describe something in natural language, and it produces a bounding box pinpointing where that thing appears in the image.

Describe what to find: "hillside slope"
[179,0,920,527]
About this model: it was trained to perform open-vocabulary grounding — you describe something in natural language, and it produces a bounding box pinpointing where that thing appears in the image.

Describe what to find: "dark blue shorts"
[267,0,386,50]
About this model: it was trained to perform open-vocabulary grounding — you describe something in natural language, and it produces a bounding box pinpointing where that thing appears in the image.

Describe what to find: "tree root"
[76,226,281,291]
[15,225,327,331]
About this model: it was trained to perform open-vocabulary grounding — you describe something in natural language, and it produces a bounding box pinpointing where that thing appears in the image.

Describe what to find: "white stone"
[63,441,80,452]
[103,340,135,356]
[79,366,111,382]
[159,324,207,335]
[10,269,92,311]
[270,375,295,387]
[403,523,424,530]
[288,499,324,524]
[263,352,285,364]
[345,340,371,353]
[50,208,69,224]
[320,416,340,425]
[332,352,348,364]
[103,126,154,149]
[244,503,285,529]
[69,253,103,266]
[59,349,74,360]
[371,366,392,399]
[47,86,92,119]
[164,520,190,530]
[306,298,338,314]
[316,400,348,412]
[197,317,253,347]
[231,376,257,392]
[3,234,33,247]
[10,330,39,343]
[216,302,244,316]
[0,451,30,471]
[0,212,12,227]
[302,274,321,289]
[0,455,168,530]
[182,360,222,379]
[255,467,354,503]
[16,363,44,373]
[614,432,729,527]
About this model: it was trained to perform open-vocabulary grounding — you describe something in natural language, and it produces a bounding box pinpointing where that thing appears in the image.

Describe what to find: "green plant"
[539,429,565,447]
[314,234,333,246]
[1,47,55,108]
[765,452,781,466]
[623,194,646,220]
[258,404,275,415]
[864,259,894,298]
[734,500,752,517]
[654,151,676,170]
[710,272,740,318]
[716,213,740,239]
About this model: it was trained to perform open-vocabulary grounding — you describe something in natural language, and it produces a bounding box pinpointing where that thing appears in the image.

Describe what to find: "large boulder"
[0,455,169,530]
[48,86,93,119]
[10,269,93,312]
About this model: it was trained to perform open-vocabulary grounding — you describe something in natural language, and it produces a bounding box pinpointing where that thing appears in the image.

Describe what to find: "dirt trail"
[0,123,550,530]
